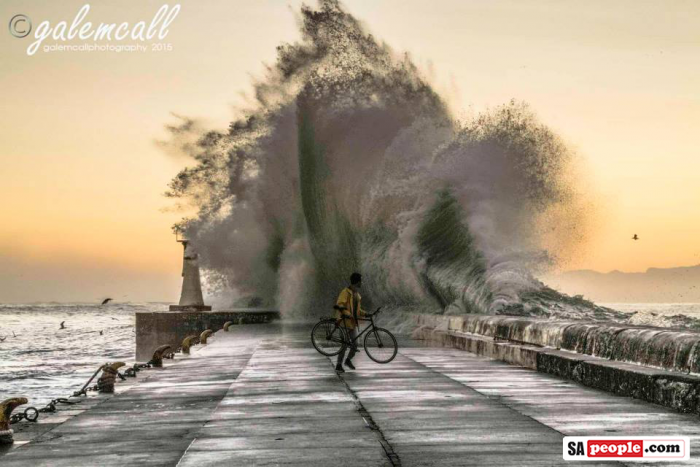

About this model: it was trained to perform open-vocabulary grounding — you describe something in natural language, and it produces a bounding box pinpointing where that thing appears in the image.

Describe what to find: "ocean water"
[0,303,166,406]
[2,301,699,407]
[602,303,700,327]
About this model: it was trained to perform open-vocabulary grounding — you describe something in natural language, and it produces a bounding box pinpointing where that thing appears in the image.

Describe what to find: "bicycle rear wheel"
[364,328,398,363]
[311,319,346,357]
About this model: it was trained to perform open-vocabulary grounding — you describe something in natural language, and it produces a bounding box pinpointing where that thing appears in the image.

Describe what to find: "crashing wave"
[163,0,627,323]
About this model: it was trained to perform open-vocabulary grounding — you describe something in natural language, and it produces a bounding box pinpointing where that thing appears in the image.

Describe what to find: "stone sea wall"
[413,314,700,414]
[135,309,279,361]
[414,314,700,374]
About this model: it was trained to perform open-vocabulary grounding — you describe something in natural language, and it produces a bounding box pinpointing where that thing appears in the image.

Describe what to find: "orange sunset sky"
[0,0,698,302]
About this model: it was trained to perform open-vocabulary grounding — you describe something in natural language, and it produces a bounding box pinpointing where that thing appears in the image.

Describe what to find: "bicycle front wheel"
[311,319,346,357]
[364,328,398,363]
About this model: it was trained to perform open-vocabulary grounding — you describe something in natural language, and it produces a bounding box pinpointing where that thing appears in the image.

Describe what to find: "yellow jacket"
[334,287,365,330]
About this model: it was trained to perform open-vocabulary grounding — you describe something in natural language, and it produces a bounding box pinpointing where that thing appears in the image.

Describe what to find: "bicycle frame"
[337,311,382,346]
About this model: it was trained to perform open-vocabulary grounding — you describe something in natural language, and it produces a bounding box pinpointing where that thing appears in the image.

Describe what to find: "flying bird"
[0,336,6,342]
[101,298,113,305]
[60,321,66,330]
[632,234,639,240]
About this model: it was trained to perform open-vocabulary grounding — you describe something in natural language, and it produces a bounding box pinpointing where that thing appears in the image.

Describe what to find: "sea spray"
[162,0,615,322]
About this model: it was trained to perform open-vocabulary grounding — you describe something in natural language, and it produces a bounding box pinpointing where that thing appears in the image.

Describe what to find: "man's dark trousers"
[337,327,358,367]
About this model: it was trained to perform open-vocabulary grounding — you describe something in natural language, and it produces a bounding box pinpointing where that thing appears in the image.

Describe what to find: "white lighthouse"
[169,232,211,311]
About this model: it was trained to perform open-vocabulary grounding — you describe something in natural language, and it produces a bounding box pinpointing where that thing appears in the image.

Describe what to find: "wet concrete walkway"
[2,323,699,466]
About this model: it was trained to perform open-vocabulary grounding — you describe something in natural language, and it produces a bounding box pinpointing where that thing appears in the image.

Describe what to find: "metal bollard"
[223,321,233,331]
[200,329,213,344]
[150,345,172,368]
[0,398,28,445]
[181,335,199,354]
[97,362,126,394]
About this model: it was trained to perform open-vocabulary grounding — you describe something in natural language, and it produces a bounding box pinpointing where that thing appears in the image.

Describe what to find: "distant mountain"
[541,264,700,303]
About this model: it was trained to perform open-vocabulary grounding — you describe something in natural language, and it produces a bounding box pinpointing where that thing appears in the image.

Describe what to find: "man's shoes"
[335,365,345,373]
[345,359,356,370]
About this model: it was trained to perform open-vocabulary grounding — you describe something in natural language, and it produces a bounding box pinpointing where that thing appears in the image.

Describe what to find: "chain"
[10,353,166,426]
[11,362,148,425]
[10,398,78,424]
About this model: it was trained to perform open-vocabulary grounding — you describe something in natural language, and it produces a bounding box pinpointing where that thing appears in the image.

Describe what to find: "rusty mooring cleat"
[150,345,172,368]
[223,321,234,331]
[200,329,213,344]
[181,335,199,354]
[97,362,126,394]
[0,397,28,445]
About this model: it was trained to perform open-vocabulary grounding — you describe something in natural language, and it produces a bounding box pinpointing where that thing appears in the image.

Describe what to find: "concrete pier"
[2,323,699,466]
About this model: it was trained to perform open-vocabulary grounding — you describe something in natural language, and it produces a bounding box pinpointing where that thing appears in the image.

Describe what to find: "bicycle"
[311,306,398,364]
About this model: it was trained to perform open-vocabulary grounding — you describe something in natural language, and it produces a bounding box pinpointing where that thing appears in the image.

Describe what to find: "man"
[334,272,365,373]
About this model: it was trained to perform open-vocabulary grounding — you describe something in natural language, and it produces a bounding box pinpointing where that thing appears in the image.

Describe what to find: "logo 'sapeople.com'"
[564,437,690,461]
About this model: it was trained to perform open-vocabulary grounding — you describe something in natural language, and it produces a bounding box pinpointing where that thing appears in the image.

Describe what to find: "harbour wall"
[413,314,700,414]
[135,309,279,361]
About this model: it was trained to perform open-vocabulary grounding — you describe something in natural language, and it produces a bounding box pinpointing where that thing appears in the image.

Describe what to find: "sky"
[0,0,698,302]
